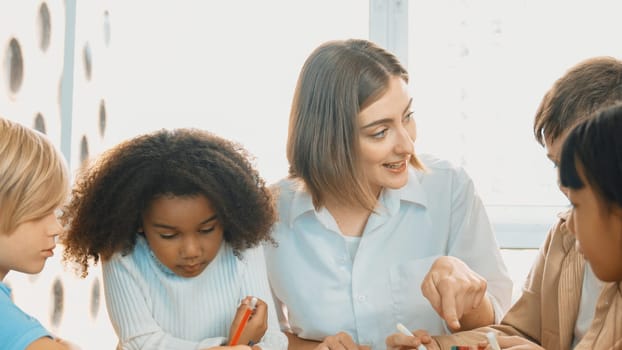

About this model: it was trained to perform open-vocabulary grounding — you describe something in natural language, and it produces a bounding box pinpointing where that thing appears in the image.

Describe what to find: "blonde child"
[0,117,80,350]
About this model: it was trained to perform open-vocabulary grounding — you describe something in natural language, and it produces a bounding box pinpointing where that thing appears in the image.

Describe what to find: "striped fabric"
[102,235,287,350]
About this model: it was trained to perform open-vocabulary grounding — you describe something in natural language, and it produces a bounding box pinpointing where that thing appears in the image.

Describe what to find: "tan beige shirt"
[433,213,622,349]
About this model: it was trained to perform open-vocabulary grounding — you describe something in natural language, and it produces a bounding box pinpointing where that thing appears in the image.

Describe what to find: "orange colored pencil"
[229,297,258,346]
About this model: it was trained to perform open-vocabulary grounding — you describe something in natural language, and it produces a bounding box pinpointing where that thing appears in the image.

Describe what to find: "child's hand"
[478,335,544,349]
[229,296,268,346]
[385,329,437,350]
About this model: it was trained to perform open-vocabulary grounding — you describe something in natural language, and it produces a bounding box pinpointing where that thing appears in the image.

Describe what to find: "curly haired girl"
[61,128,286,350]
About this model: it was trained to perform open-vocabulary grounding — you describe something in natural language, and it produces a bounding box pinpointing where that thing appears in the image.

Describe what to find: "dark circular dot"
[50,278,64,328]
[99,100,107,137]
[33,113,47,134]
[90,278,101,319]
[80,135,89,164]
[83,43,92,80]
[37,3,52,51]
[5,38,24,94]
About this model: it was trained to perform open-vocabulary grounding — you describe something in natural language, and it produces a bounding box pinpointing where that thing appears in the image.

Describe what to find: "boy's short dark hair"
[560,102,622,208]
[534,56,622,145]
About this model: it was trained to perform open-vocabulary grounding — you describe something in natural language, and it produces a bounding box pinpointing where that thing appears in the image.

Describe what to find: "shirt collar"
[287,167,428,226]
[382,167,428,214]
[557,209,578,253]
[288,181,316,227]
[0,281,10,296]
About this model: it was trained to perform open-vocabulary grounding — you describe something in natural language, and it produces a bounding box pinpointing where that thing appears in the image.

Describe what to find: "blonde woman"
[264,39,512,350]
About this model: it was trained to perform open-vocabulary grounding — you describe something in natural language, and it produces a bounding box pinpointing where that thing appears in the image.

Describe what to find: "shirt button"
[357,295,367,302]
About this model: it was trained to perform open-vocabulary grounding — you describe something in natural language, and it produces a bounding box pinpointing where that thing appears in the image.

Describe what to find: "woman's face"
[358,76,416,195]
[141,194,224,278]
[566,165,622,282]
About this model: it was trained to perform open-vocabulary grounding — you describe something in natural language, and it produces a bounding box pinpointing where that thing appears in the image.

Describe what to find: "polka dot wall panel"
[1,1,116,348]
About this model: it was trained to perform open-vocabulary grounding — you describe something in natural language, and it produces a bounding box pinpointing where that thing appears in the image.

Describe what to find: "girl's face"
[0,212,61,280]
[141,194,224,278]
[358,76,416,195]
[566,165,622,282]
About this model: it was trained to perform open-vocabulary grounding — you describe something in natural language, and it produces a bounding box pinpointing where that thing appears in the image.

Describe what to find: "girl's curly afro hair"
[62,128,276,277]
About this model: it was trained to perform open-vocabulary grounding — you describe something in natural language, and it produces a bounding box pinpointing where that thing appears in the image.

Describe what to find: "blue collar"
[0,281,11,297]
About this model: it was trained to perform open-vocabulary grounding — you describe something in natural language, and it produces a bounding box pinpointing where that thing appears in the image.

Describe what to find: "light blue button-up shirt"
[265,154,512,349]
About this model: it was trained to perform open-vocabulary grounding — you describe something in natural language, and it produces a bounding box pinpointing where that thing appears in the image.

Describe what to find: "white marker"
[396,323,427,350]
[486,331,501,350]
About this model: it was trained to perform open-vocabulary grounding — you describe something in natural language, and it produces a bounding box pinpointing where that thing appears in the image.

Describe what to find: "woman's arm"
[421,255,496,331]
[424,167,513,331]
[431,221,565,348]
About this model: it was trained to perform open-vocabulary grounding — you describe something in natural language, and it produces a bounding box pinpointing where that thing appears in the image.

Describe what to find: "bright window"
[408,0,622,248]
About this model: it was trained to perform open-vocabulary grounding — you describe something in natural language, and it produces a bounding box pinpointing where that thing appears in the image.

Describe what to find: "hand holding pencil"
[385,323,437,350]
[228,296,268,347]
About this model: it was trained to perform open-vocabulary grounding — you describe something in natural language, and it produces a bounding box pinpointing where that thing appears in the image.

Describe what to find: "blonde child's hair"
[0,117,69,234]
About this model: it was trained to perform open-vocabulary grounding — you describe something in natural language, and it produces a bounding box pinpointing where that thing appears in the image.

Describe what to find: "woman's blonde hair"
[0,117,69,234]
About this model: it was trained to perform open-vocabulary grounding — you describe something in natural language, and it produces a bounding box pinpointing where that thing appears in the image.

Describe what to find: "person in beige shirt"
[385,56,622,350]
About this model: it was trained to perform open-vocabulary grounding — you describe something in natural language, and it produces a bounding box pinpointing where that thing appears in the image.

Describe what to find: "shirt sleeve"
[270,284,292,333]
[102,256,225,350]
[0,295,51,350]
[239,246,288,350]
[493,226,554,341]
[446,167,513,322]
